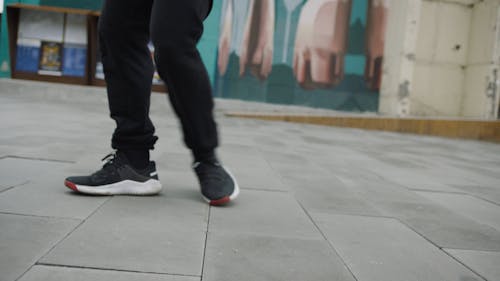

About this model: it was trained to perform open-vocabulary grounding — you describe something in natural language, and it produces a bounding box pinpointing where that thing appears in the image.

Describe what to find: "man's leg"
[150,0,239,205]
[64,0,162,195]
[150,0,216,162]
[100,0,157,168]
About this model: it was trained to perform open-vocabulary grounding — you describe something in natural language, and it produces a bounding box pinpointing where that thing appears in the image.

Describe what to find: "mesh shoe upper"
[193,161,236,201]
[66,152,158,187]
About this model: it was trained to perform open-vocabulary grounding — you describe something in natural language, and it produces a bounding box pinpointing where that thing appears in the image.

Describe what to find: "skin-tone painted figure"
[282,0,304,63]
[365,0,388,91]
[218,0,252,75]
[293,0,352,89]
[239,0,275,80]
[218,0,233,75]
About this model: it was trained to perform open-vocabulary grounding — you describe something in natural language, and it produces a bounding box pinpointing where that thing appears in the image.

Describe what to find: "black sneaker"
[64,152,162,195]
[193,160,239,206]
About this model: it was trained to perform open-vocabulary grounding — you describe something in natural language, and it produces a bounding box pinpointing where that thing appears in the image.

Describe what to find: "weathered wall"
[462,0,500,119]
[380,0,500,119]
[378,0,420,116]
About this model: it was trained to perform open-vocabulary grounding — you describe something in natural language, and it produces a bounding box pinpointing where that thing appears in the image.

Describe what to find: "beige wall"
[379,0,500,119]
[462,0,500,119]
[379,0,420,117]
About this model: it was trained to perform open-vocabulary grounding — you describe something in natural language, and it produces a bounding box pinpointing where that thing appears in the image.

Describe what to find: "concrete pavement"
[1,79,500,281]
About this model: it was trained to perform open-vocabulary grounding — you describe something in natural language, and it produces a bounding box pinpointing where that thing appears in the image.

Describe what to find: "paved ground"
[1,79,500,281]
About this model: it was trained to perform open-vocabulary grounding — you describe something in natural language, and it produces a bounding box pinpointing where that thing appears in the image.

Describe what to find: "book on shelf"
[38,41,63,76]
[15,38,41,73]
[62,44,87,77]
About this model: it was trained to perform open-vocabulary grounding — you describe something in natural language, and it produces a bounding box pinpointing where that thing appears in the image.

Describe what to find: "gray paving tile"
[311,213,483,281]
[368,165,467,193]
[0,181,28,193]
[452,185,500,206]
[209,189,321,239]
[0,145,16,158]
[219,147,287,191]
[152,168,212,206]
[18,265,199,281]
[3,78,500,281]
[0,168,108,219]
[155,152,193,173]
[8,144,102,164]
[294,187,382,216]
[0,158,68,190]
[379,200,500,251]
[41,194,208,276]
[438,166,500,191]
[417,191,500,231]
[218,154,288,191]
[286,171,381,216]
[258,149,312,176]
[445,249,500,281]
[203,232,356,281]
[347,178,500,251]
[0,213,80,281]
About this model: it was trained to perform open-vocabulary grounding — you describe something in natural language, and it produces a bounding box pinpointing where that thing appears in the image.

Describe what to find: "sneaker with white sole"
[64,152,162,195]
[193,160,239,206]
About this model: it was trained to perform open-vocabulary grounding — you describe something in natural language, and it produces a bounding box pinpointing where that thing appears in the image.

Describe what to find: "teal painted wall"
[1,0,40,77]
[39,0,102,10]
[0,0,221,84]
[199,0,222,85]
[214,0,387,112]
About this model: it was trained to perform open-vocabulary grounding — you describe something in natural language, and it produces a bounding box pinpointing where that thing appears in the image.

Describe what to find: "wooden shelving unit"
[7,4,166,92]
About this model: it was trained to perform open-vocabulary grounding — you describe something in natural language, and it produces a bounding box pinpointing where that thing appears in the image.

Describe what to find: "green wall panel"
[39,0,102,10]
[1,0,41,77]
[0,0,221,85]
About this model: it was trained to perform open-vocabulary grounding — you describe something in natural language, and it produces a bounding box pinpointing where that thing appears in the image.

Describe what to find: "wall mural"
[214,0,388,112]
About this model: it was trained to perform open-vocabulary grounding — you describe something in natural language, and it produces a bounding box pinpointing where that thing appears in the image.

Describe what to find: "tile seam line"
[34,263,201,278]
[0,180,30,194]
[4,155,76,164]
[305,211,403,221]
[412,188,500,210]
[307,210,489,281]
[240,187,289,193]
[296,200,360,281]
[439,250,490,281]
[0,210,83,221]
[13,196,114,281]
[408,188,469,195]
[469,195,500,208]
[200,205,211,281]
[365,187,500,259]
[205,229,326,241]
[394,219,489,281]
[254,146,292,193]
[441,247,500,254]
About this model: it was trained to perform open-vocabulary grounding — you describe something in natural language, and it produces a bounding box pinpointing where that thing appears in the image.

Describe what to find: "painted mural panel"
[214,0,388,112]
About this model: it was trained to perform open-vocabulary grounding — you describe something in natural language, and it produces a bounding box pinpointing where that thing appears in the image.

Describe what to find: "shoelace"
[91,153,120,179]
[101,153,116,165]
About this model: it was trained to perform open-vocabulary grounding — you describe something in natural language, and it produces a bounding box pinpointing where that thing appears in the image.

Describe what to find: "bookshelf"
[7,4,166,92]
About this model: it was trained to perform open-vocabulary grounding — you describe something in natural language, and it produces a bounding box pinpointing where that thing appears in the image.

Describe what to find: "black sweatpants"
[98,0,217,161]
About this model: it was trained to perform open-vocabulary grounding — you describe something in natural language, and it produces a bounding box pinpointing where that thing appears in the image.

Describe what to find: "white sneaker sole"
[201,166,240,205]
[65,179,162,196]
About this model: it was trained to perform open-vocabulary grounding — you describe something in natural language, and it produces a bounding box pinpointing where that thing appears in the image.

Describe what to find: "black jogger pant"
[98,0,217,160]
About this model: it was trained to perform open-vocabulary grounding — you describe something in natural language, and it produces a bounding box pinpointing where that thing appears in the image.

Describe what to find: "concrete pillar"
[378,0,421,117]
[462,0,500,119]
[379,0,500,119]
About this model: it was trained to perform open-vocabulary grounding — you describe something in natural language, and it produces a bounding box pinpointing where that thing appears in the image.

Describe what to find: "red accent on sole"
[64,180,79,192]
[210,196,231,206]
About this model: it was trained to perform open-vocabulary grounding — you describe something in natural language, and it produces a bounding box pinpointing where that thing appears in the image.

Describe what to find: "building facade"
[1,0,499,119]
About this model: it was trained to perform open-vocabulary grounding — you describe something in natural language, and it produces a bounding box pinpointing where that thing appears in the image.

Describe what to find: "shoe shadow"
[162,188,205,204]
